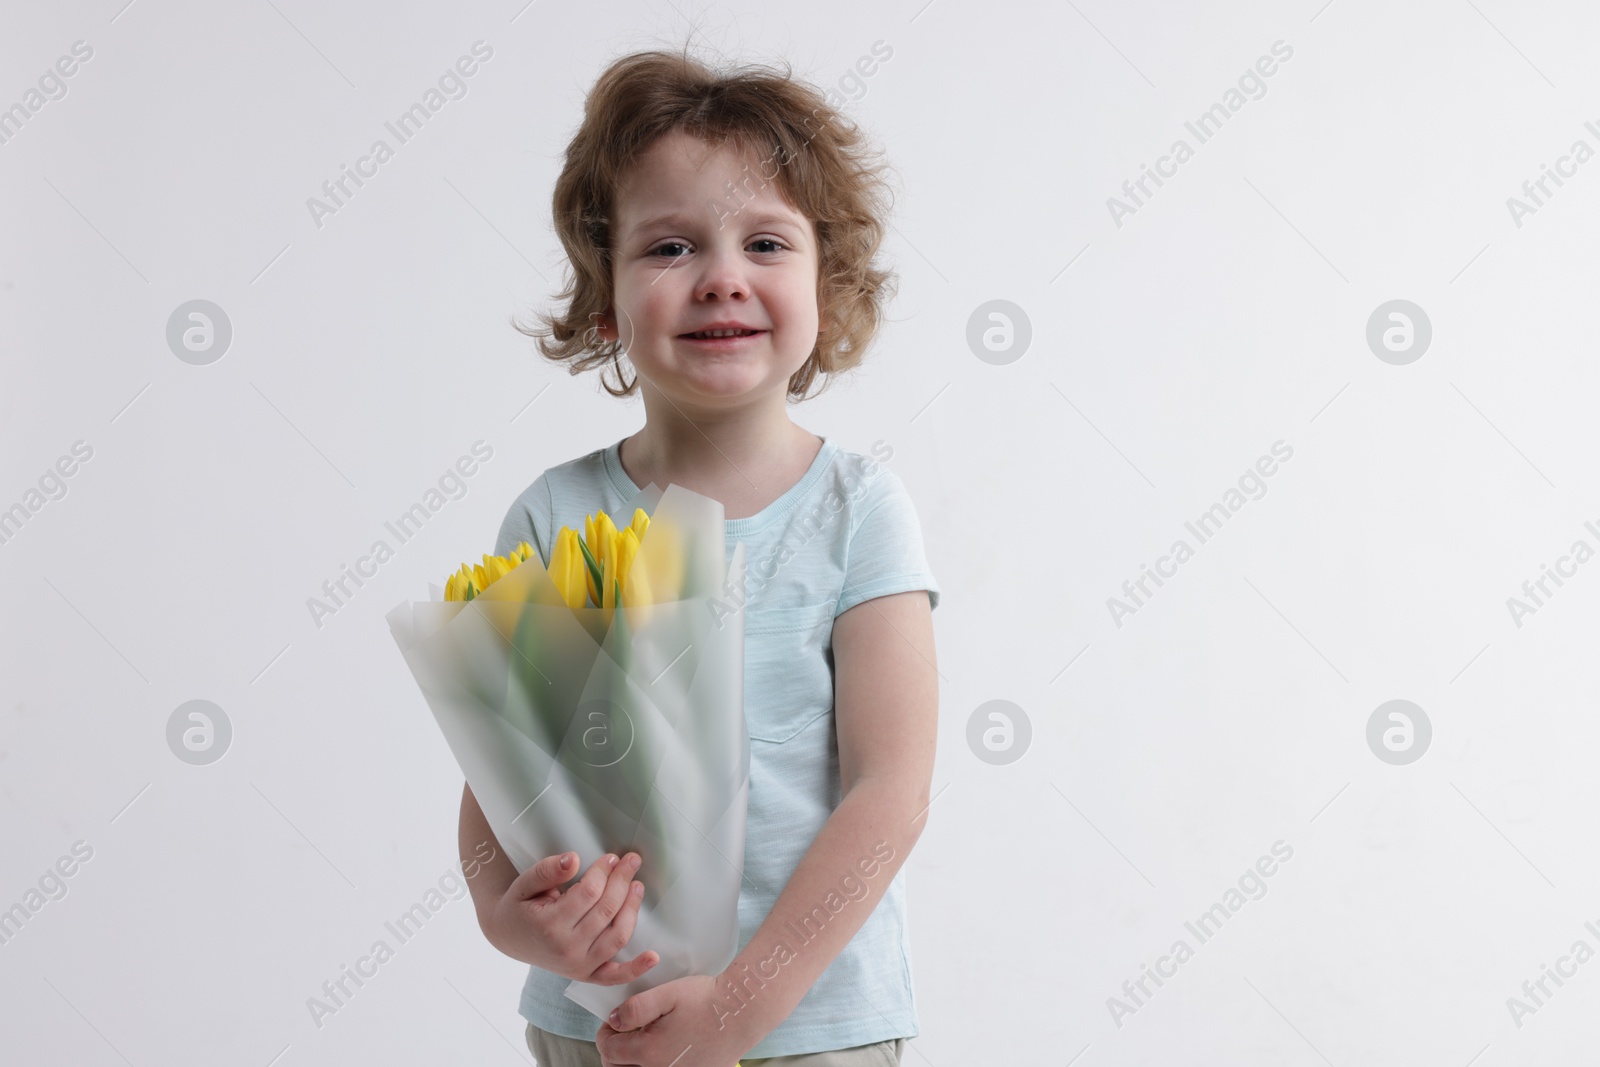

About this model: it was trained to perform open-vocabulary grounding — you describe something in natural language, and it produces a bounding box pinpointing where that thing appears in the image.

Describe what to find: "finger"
[552,853,621,927]
[590,946,659,986]
[586,875,647,966]
[575,852,641,944]
[509,851,578,901]
[608,985,669,1033]
[592,1027,622,1067]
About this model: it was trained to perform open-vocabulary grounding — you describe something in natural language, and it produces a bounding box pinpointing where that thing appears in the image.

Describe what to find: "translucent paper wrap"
[385,482,748,1018]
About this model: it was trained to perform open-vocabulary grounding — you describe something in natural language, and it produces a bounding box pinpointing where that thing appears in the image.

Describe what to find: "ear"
[588,310,617,344]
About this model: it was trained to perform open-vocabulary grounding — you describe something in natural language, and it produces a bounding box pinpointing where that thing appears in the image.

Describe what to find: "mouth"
[677,328,767,346]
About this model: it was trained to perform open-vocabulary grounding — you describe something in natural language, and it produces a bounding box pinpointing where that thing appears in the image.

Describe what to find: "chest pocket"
[742,601,837,744]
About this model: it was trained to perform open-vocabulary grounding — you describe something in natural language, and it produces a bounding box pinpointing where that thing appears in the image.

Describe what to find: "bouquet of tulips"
[386,482,749,1020]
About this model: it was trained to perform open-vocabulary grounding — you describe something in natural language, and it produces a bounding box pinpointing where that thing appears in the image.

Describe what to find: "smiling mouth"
[680,329,764,339]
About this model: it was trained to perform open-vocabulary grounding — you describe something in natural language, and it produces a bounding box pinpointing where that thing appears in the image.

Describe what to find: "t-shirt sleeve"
[836,469,941,617]
[494,474,553,566]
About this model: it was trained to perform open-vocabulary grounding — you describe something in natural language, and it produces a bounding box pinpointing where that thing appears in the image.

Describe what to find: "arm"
[459,782,520,935]
[597,588,940,1058]
[714,588,940,1040]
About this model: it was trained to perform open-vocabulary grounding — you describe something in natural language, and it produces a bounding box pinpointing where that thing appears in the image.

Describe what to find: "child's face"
[599,130,821,412]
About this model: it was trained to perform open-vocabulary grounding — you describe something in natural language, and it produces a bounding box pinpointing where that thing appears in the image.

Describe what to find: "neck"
[626,385,810,492]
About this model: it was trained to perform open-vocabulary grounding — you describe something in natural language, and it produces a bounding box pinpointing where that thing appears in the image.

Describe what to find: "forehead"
[615,130,809,237]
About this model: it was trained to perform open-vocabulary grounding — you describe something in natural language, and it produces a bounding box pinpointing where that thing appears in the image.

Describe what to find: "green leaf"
[576,536,604,605]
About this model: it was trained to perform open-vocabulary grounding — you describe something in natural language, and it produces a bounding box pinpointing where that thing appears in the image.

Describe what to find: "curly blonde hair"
[514,45,898,401]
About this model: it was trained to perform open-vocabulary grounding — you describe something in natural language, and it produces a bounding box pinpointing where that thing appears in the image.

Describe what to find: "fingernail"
[560,853,574,869]
[606,853,618,868]
[608,1009,620,1026]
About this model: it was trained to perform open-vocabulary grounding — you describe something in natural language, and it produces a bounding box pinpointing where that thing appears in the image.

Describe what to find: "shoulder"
[801,440,912,533]
[493,446,610,561]
[816,441,940,614]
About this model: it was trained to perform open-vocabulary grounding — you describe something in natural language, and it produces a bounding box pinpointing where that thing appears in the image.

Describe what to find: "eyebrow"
[624,209,805,241]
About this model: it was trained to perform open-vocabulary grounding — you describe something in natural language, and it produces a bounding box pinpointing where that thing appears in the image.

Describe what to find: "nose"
[690,242,750,303]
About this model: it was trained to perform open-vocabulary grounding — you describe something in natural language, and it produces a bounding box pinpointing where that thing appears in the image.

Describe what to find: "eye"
[749,238,786,254]
[649,241,690,259]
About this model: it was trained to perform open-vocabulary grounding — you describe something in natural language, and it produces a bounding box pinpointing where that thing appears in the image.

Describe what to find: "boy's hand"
[483,850,659,985]
[596,973,758,1066]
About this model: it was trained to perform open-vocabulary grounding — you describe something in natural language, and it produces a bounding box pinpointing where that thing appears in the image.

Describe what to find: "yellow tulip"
[547,527,589,610]
[604,535,638,612]
[614,527,641,603]
[444,546,534,602]
[586,511,619,605]
[445,562,478,602]
[443,510,653,609]
[482,553,516,587]
[623,564,649,609]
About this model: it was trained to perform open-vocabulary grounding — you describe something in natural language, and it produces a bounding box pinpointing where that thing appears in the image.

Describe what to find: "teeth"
[689,329,757,338]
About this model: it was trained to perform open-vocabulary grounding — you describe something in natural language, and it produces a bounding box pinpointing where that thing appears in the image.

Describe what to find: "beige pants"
[525,1022,905,1067]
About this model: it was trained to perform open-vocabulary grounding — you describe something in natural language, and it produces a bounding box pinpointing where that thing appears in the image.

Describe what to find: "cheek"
[614,287,671,336]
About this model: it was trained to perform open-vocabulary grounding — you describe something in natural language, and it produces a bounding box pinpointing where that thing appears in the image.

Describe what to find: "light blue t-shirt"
[493,434,940,1057]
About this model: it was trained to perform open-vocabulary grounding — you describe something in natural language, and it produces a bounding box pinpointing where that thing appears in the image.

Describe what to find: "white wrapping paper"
[386,481,748,1018]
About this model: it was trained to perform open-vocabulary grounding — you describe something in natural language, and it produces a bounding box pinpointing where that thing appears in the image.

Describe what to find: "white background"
[4,1,1600,1064]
